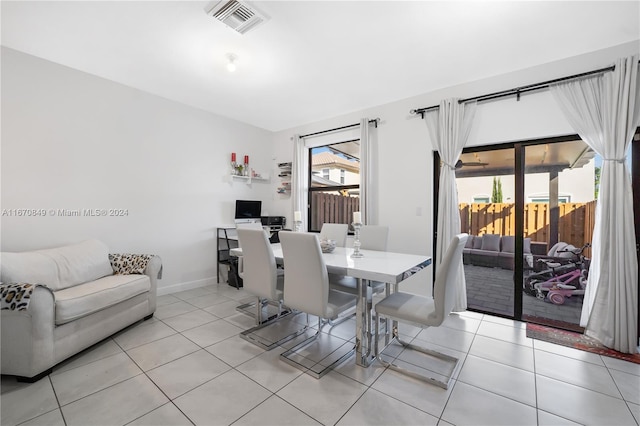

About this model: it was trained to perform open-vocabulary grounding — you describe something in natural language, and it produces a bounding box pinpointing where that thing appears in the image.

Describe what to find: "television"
[234,200,262,219]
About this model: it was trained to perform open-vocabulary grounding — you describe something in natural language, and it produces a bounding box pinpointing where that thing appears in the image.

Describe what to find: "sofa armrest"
[144,255,162,314]
[144,255,163,280]
[1,286,56,378]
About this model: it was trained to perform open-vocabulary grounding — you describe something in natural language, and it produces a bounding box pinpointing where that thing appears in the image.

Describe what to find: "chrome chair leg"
[373,311,458,390]
[280,317,355,379]
[239,299,304,351]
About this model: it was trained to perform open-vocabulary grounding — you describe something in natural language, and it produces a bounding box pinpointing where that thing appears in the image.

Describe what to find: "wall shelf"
[230,174,269,185]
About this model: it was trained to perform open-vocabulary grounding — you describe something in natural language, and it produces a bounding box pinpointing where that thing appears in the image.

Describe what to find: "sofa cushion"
[1,252,61,289]
[54,274,150,325]
[1,240,114,292]
[481,234,501,252]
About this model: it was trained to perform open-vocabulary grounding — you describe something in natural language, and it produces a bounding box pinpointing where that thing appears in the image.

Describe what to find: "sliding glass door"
[441,135,602,330]
[456,147,516,317]
[520,139,595,330]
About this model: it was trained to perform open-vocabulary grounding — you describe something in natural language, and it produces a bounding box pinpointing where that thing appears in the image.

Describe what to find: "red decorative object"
[244,155,249,164]
[231,152,236,162]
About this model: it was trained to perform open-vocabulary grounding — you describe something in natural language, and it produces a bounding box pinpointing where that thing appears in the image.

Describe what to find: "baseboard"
[157,277,217,296]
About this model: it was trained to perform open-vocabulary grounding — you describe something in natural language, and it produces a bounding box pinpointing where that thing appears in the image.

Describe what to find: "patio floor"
[464,264,584,328]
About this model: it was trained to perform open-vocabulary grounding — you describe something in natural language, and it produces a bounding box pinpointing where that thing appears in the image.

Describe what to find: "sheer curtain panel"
[291,134,308,232]
[551,55,639,353]
[425,99,477,312]
[360,118,375,225]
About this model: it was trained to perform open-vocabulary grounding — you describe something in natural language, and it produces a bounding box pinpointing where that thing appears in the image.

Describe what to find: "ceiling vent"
[205,0,268,35]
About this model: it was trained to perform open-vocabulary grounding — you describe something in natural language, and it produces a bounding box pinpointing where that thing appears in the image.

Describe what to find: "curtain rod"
[297,118,380,139]
[409,64,624,118]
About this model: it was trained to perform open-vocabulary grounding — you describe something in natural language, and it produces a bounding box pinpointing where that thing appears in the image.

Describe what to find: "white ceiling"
[2,1,639,131]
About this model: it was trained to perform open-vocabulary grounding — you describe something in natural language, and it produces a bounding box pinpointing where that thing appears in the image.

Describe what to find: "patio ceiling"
[329,140,360,161]
[455,139,595,178]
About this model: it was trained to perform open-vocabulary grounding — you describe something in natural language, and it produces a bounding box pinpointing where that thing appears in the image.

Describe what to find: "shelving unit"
[277,162,292,194]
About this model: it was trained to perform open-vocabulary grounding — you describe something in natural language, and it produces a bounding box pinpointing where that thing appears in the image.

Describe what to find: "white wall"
[1,47,276,293]
[271,41,639,295]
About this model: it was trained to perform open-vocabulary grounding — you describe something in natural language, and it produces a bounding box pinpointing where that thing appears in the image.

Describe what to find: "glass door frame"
[633,131,640,342]
[434,134,586,321]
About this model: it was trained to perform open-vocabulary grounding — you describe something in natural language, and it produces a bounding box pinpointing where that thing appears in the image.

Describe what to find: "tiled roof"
[312,152,359,171]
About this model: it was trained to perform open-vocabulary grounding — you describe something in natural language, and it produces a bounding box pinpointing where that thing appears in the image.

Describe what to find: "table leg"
[355,277,373,367]
[385,282,391,346]
[356,278,371,367]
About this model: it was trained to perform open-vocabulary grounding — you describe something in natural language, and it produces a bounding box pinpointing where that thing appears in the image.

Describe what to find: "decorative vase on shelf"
[243,155,249,176]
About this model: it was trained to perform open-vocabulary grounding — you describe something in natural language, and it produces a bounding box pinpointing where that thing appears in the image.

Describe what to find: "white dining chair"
[236,221,267,281]
[374,233,468,389]
[236,228,306,350]
[278,231,358,378]
[319,223,348,247]
[359,225,389,251]
[329,225,390,296]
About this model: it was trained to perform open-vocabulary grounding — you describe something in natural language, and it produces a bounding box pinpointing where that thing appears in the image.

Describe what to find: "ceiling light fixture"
[226,53,237,72]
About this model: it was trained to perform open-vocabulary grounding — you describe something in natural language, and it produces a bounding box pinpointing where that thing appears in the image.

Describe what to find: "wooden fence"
[311,192,360,231]
[459,201,596,256]
[309,193,596,256]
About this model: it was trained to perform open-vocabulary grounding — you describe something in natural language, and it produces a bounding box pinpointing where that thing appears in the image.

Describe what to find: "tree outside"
[491,176,503,203]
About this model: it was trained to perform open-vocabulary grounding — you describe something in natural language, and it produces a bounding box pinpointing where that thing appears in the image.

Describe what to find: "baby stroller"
[523,243,590,305]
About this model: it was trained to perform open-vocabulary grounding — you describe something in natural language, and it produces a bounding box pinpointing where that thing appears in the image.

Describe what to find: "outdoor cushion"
[465,236,475,249]
[501,236,515,253]
[481,234,501,252]
[472,236,483,249]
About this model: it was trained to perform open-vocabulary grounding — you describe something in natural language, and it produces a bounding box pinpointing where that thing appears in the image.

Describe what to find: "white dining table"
[231,244,432,367]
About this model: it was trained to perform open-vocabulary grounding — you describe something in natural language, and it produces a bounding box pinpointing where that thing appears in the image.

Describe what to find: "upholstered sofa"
[463,234,534,270]
[0,239,161,381]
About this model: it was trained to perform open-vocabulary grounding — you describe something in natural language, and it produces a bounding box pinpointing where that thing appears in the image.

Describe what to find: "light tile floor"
[2,283,639,426]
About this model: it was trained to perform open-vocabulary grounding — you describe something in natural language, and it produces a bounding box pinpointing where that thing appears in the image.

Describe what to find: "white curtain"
[425,99,477,312]
[360,118,375,225]
[291,134,308,232]
[551,55,639,353]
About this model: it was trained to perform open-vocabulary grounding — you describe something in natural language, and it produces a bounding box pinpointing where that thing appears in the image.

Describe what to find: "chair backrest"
[236,228,279,300]
[279,231,329,318]
[359,225,389,251]
[236,222,265,233]
[319,223,348,247]
[432,233,469,325]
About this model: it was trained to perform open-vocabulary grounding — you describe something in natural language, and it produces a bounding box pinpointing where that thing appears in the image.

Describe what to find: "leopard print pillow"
[0,283,41,311]
[109,254,153,275]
